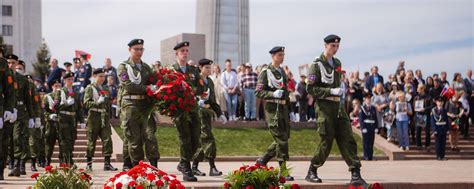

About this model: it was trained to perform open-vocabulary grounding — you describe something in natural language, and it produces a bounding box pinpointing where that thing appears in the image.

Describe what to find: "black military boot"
[279,161,294,181]
[0,160,4,180]
[122,158,132,171]
[8,159,13,170]
[208,159,222,176]
[38,156,46,168]
[148,158,158,169]
[86,157,93,171]
[31,158,38,172]
[104,156,118,171]
[191,161,206,176]
[20,159,26,175]
[350,169,366,185]
[256,154,272,166]
[305,165,322,183]
[177,160,185,173]
[182,161,198,182]
[8,159,20,177]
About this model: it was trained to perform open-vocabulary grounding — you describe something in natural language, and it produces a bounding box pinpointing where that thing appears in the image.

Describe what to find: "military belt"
[266,99,286,105]
[123,95,145,100]
[73,82,81,86]
[322,96,340,102]
[17,101,24,105]
[59,111,75,116]
[90,108,106,113]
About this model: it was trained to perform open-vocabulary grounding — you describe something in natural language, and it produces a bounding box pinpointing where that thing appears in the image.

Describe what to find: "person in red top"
[286,71,298,122]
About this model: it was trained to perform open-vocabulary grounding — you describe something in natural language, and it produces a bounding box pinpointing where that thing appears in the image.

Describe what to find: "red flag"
[75,50,91,60]
[440,84,455,99]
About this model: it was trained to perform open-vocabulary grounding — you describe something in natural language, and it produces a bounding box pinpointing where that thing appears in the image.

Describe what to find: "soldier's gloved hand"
[40,125,44,130]
[362,128,368,133]
[330,88,343,96]
[34,117,41,128]
[3,110,12,121]
[149,85,159,94]
[49,114,58,120]
[375,128,379,133]
[272,90,284,98]
[9,108,18,123]
[79,123,86,129]
[66,97,75,105]
[198,99,206,107]
[219,115,227,124]
[0,118,3,129]
[80,87,85,93]
[97,96,105,104]
[28,119,35,129]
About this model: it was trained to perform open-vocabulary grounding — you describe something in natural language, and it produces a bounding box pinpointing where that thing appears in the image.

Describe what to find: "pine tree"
[32,38,51,81]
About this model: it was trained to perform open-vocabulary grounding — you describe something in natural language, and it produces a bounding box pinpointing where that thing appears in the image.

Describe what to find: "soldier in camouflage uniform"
[25,74,43,172]
[43,80,62,166]
[84,68,117,171]
[6,55,34,177]
[0,47,16,180]
[169,41,200,182]
[118,39,157,168]
[255,46,294,181]
[191,58,227,177]
[56,72,85,165]
[305,35,365,185]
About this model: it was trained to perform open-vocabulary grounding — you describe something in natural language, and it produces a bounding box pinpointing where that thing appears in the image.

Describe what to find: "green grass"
[113,125,384,157]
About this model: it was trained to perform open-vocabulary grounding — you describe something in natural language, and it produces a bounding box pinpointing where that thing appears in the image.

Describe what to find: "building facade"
[196,0,249,68]
[0,0,42,71]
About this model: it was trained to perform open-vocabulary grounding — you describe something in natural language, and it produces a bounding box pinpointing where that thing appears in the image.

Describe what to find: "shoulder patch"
[120,71,128,81]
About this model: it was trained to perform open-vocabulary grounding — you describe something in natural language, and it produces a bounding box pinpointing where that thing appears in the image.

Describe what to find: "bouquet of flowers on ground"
[31,163,92,189]
[103,161,185,189]
[223,163,300,189]
[146,68,197,121]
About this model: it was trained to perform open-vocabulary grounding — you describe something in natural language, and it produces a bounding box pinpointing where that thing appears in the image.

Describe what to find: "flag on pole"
[75,50,91,60]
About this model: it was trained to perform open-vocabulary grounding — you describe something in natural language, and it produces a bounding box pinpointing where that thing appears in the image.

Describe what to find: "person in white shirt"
[220,59,239,121]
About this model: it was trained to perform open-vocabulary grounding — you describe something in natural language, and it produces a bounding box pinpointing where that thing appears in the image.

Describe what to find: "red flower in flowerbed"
[103,161,185,189]
[224,163,297,189]
[31,164,91,189]
[146,68,197,120]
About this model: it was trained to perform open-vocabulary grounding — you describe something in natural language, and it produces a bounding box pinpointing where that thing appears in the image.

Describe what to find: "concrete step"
[402,154,474,160]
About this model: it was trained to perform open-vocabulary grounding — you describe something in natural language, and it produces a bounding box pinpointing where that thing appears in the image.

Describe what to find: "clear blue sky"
[43,0,473,81]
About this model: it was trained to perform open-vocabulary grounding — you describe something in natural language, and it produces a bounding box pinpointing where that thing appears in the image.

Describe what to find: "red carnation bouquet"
[146,68,197,120]
[103,161,184,189]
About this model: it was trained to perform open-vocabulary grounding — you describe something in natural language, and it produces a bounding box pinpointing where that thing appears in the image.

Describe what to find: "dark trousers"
[362,132,375,160]
[435,133,447,159]
[298,100,308,122]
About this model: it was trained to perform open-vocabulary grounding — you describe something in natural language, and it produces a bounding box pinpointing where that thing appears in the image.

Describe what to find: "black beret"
[128,39,144,47]
[33,77,42,82]
[64,62,72,66]
[37,87,46,93]
[324,34,341,43]
[6,54,18,61]
[52,79,61,85]
[173,41,189,50]
[63,72,74,79]
[269,46,285,54]
[92,68,105,75]
[73,58,81,63]
[363,93,372,98]
[198,58,214,66]
[18,60,26,68]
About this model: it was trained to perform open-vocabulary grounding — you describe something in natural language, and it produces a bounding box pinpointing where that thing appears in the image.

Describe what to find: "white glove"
[330,88,343,96]
[272,90,284,98]
[3,111,12,121]
[0,118,3,129]
[34,117,41,128]
[49,114,58,120]
[67,97,75,105]
[9,108,17,123]
[28,119,35,129]
[219,115,227,124]
[79,123,86,129]
[40,125,44,130]
[362,128,368,133]
[149,85,159,94]
[80,87,85,93]
[198,100,206,107]
[375,128,379,133]
[97,96,105,104]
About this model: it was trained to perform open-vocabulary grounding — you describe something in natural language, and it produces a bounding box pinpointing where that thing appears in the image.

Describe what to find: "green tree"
[32,38,51,81]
